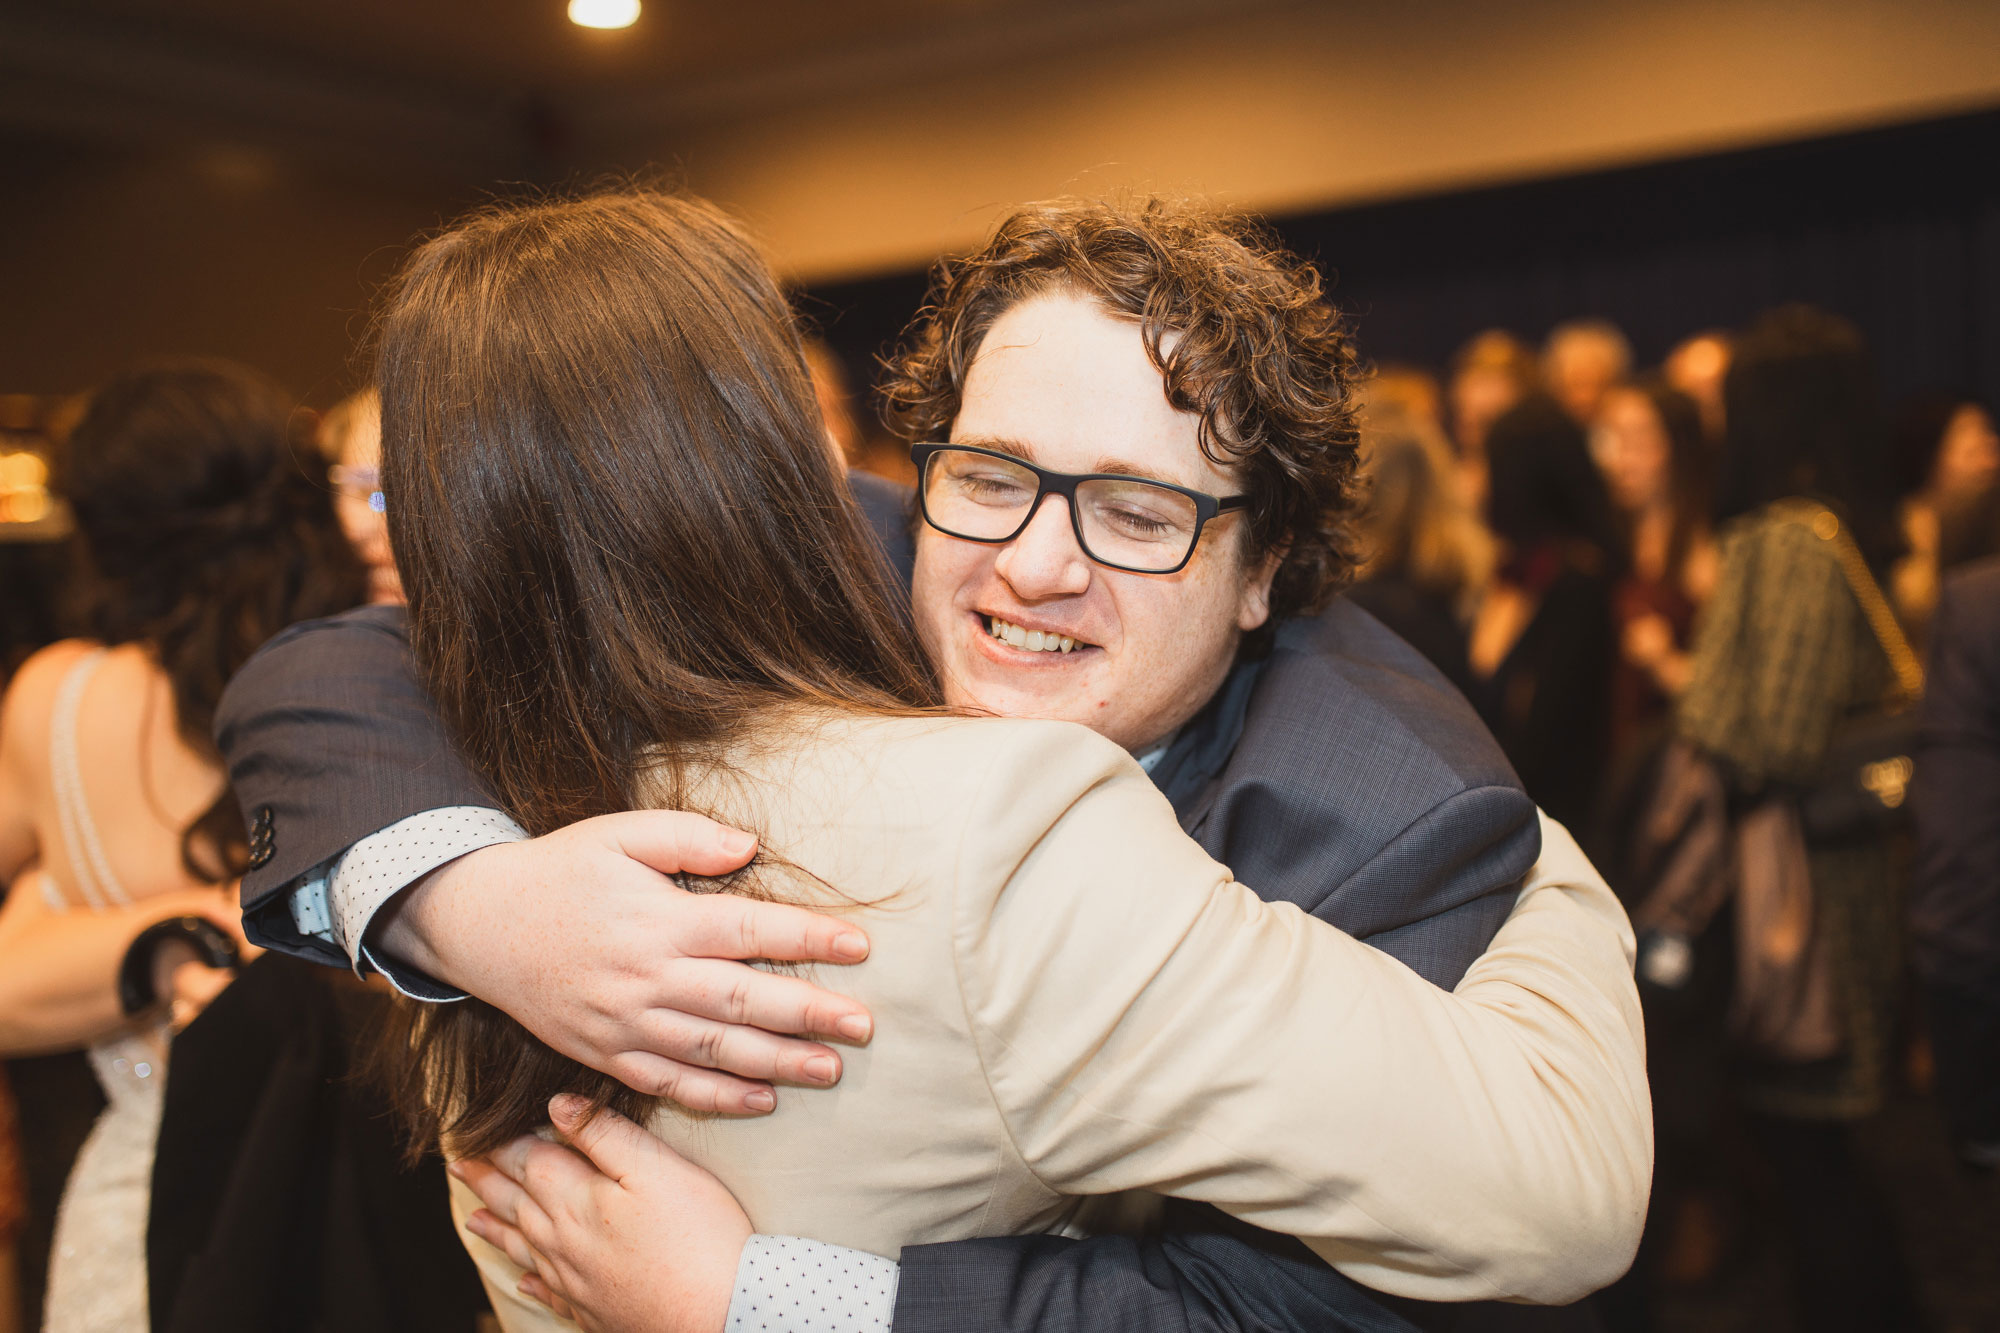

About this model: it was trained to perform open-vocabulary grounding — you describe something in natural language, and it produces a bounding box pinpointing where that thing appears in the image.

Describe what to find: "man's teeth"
[987,617,1077,654]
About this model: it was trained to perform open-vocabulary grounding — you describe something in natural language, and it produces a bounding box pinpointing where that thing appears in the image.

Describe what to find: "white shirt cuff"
[326,805,527,1000]
[727,1235,898,1332]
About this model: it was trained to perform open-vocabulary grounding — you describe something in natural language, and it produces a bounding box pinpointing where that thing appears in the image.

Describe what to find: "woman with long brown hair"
[371,188,1648,1331]
[1596,377,1717,759]
[0,360,364,1331]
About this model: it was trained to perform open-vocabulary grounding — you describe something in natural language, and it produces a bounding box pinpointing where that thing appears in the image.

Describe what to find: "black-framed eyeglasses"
[911,443,1250,575]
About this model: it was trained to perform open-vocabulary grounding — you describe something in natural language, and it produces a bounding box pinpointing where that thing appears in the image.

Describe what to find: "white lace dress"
[39,650,171,1333]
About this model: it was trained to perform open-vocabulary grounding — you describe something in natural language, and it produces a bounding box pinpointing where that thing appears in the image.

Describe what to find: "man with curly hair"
[219,196,1638,1332]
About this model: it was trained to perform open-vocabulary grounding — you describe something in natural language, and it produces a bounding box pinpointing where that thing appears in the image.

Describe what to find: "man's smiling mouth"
[985,615,1083,654]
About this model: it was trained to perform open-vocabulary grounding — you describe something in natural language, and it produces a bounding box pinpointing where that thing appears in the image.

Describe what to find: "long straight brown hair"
[375,188,940,1157]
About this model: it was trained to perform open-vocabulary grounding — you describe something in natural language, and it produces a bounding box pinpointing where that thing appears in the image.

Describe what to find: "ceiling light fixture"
[569,0,640,30]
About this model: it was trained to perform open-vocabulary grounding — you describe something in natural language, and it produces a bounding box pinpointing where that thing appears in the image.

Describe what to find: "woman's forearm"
[973,794,1649,1305]
[0,888,234,1055]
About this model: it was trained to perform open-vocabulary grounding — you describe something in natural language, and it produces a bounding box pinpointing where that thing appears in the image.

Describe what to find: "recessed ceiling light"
[569,0,639,30]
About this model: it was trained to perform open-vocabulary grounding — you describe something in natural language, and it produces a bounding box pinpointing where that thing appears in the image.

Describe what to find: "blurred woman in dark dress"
[1596,379,1717,762]
[1470,394,1622,833]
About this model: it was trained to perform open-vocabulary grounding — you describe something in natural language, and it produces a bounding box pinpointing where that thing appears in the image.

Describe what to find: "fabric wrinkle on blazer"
[438,712,1646,1330]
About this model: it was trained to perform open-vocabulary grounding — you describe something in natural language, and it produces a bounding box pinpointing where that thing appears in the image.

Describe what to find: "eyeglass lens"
[922,448,1202,572]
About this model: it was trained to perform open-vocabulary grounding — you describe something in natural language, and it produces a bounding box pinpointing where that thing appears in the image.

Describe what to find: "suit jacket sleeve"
[214,604,493,960]
[1912,561,2000,998]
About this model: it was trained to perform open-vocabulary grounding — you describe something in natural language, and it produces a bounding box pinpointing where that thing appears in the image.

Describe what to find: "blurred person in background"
[1911,492,2000,1175]
[1446,328,1538,510]
[804,337,915,488]
[800,338,865,466]
[323,387,402,605]
[1888,392,1999,637]
[1663,330,1734,448]
[0,361,364,1332]
[1543,318,1633,427]
[1590,379,1724,1332]
[1349,402,1495,702]
[1470,394,1621,835]
[1359,361,1444,429]
[1674,305,1926,1333]
[1595,379,1717,760]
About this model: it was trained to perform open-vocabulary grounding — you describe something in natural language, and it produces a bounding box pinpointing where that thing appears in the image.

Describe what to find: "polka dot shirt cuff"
[327,805,527,1000]
[726,1234,899,1332]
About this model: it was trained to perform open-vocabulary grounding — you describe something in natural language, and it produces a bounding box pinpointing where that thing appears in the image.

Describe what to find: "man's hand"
[455,1094,752,1333]
[371,811,874,1115]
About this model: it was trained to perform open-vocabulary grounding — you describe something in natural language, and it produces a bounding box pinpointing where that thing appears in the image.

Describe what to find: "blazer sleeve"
[214,605,495,959]
[948,727,1648,1306]
[896,1223,1449,1333]
[1912,563,2000,997]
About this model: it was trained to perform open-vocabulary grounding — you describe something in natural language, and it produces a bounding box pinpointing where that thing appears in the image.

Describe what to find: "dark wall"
[803,107,2000,418]
[0,130,466,404]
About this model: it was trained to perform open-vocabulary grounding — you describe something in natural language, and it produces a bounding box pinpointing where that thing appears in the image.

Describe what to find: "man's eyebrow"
[1088,455,1190,487]
[949,436,1205,489]
[951,434,1040,461]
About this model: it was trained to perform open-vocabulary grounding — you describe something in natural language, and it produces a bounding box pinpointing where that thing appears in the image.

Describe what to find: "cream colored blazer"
[455,712,1650,1326]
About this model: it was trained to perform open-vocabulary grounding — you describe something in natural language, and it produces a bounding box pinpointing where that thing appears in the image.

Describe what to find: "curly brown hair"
[880,196,1363,622]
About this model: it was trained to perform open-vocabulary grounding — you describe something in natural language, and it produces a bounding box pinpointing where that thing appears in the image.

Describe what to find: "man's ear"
[1236,543,1287,632]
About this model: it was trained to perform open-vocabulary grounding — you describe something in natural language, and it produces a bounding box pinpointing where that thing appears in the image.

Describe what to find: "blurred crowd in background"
[2,264,1998,1333]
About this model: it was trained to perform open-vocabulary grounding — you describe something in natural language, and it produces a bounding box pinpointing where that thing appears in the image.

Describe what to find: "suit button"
[248,806,276,869]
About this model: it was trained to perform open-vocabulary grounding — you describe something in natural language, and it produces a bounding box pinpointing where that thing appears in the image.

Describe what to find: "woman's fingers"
[489,1136,603,1206]
[452,1156,535,1227]
[674,891,870,967]
[605,1050,780,1116]
[465,1208,542,1276]
[516,1272,577,1321]
[618,1003,847,1088]
[547,1095,666,1186]
[593,809,760,881]
[650,957,873,1043]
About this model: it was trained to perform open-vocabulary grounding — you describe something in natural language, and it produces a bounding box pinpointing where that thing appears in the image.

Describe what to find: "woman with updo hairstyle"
[0,359,364,1331]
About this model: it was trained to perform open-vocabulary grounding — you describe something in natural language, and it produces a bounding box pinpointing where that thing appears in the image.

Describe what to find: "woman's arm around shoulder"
[946,724,1649,1307]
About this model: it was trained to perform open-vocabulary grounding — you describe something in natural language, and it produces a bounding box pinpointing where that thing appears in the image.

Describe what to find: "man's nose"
[993,494,1092,599]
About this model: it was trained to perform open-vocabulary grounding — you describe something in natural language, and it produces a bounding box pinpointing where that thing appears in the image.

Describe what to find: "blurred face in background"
[1931,403,2000,501]
[1448,364,1523,460]
[911,290,1277,754]
[1665,333,1732,441]
[324,392,403,604]
[1595,386,1673,516]
[1544,325,1630,425]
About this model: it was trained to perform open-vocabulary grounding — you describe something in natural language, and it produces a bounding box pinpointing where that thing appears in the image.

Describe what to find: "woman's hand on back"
[371,810,876,1116]
[455,1094,752,1333]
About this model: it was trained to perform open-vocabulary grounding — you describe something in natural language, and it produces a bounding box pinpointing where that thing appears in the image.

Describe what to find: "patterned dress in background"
[1677,500,1903,1119]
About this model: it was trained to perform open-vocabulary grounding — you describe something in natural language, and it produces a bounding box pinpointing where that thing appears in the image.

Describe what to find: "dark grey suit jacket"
[217,471,1555,1333]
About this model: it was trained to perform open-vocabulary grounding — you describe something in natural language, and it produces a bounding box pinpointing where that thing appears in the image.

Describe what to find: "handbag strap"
[1772,500,1924,702]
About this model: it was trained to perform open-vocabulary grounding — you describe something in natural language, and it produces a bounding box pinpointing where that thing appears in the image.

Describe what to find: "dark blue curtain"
[803,106,2000,415]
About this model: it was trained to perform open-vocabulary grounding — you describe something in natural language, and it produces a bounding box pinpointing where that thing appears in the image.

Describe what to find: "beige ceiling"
[2,0,1249,178]
[23,0,1111,101]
